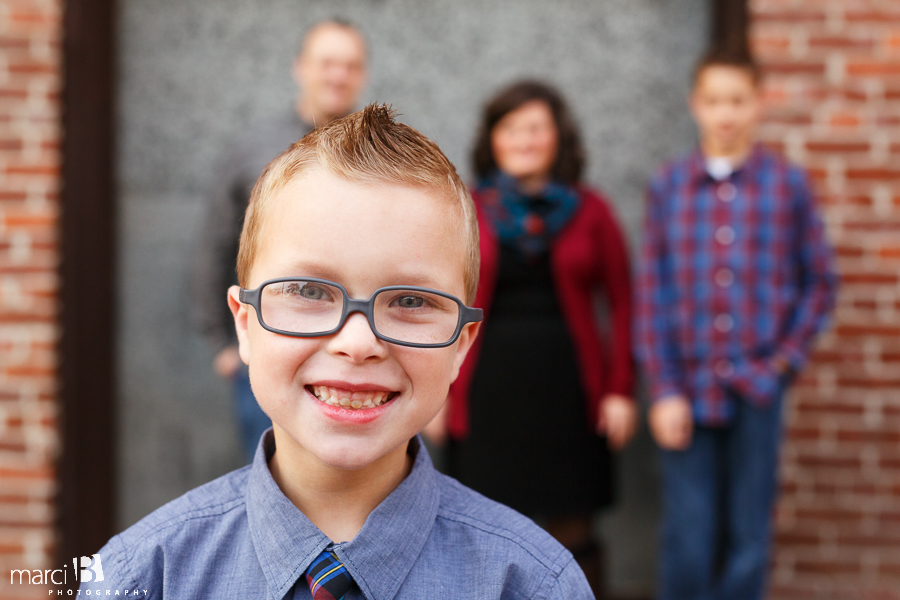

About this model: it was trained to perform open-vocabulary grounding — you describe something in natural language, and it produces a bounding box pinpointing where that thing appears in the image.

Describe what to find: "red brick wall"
[0,0,61,598]
[752,1,900,598]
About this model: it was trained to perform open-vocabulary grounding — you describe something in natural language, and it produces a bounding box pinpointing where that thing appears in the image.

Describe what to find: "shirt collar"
[246,431,440,600]
[689,142,767,185]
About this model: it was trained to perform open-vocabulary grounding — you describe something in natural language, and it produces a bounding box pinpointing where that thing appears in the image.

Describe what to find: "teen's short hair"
[236,104,480,305]
[692,48,762,88]
[471,80,585,186]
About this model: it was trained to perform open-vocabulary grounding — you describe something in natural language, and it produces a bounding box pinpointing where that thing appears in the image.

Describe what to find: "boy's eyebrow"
[273,261,343,283]
[379,273,453,291]
[267,263,457,295]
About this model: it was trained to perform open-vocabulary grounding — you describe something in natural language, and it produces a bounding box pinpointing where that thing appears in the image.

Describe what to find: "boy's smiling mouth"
[307,385,400,410]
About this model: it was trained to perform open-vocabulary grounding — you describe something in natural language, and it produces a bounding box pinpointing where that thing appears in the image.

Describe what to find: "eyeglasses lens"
[373,289,460,345]
[260,280,344,334]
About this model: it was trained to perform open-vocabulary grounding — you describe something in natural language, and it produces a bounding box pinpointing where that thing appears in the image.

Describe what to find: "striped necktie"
[305,550,354,600]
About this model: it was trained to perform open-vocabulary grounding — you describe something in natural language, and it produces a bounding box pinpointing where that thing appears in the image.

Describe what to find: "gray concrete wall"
[115,0,708,594]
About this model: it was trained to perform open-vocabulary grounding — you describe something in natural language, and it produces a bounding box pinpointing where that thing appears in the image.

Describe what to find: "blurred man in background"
[192,20,368,460]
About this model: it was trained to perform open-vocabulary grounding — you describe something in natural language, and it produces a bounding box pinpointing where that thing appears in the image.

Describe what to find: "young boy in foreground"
[635,51,837,600]
[84,105,594,599]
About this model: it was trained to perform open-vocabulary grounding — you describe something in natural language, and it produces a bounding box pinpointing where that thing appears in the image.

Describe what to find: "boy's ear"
[227,285,252,365]
[449,322,481,383]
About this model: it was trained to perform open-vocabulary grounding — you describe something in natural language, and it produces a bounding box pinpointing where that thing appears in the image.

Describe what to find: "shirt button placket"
[712,185,736,342]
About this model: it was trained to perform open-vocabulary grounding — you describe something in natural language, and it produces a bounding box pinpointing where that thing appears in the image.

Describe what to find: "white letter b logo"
[78,555,104,582]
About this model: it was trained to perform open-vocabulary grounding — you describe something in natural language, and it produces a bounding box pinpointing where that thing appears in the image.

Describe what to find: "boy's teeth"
[312,386,395,410]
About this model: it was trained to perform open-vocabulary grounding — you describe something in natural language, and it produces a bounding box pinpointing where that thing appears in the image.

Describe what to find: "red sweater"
[448,187,636,439]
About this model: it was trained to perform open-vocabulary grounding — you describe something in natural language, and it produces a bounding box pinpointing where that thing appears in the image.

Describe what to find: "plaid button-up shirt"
[634,145,837,425]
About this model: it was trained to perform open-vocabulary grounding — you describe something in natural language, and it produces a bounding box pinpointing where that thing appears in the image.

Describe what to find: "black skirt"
[447,246,614,518]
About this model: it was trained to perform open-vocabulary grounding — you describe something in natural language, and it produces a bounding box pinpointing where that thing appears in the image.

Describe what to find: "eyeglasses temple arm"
[462,307,484,323]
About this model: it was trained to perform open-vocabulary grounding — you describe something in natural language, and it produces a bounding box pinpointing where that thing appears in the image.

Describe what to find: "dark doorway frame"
[56,0,117,576]
[711,0,750,55]
[53,0,747,585]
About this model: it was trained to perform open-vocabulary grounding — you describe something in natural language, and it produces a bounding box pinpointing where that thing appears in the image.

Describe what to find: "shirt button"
[715,359,734,378]
[718,182,736,202]
[715,268,735,287]
[714,313,734,332]
[715,225,735,245]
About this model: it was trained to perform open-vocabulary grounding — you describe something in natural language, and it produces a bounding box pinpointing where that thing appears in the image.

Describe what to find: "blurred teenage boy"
[635,51,837,600]
[87,106,594,599]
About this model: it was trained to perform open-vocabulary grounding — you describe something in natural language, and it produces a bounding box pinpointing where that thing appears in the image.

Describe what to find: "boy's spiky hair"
[236,104,480,305]
[692,47,762,88]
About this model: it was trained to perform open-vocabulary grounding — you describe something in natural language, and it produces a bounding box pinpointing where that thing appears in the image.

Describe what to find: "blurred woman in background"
[426,81,637,595]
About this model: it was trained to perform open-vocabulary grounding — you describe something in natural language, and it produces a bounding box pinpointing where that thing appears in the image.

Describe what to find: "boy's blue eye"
[284,283,333,301]
[395,295,425,309]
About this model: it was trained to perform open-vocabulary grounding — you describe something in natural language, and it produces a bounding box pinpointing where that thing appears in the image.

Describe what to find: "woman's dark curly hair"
[471,80,585,185]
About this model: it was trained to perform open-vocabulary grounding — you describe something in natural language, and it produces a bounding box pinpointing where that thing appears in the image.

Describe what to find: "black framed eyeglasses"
[238,277,483,348]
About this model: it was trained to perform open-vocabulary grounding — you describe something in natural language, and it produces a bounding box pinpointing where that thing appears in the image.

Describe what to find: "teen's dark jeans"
[657,389,785,600]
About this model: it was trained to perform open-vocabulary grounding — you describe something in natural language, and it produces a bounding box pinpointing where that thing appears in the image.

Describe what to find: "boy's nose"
[326,312,388,363]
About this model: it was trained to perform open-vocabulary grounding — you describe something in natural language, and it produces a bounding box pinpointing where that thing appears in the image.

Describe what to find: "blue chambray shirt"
[84,432,593,599]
